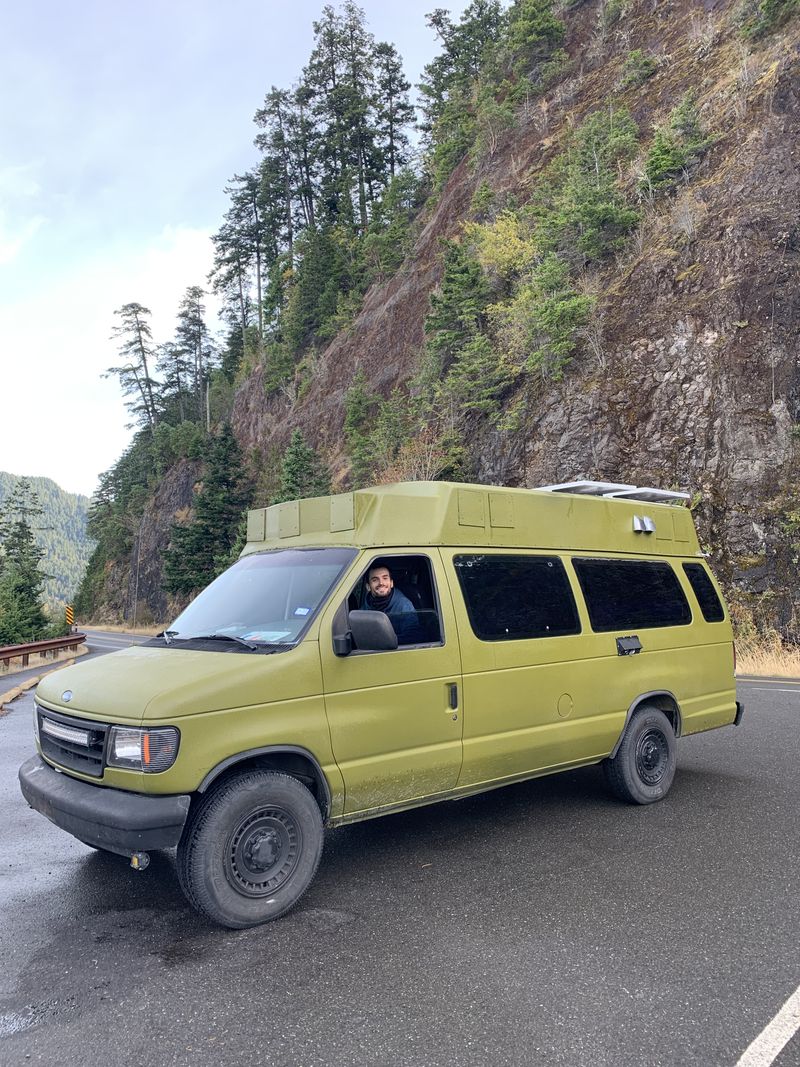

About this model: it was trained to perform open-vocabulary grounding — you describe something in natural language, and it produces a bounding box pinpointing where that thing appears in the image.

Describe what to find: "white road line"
[741,688,800,695]
[736,984,800,1067]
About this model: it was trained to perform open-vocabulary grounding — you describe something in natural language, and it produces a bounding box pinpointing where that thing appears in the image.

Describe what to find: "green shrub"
[642,93,712,192]
[735,0,799,39]
[619,49,658,88]
[602,0,630,28]
[534,108,640,265]
[488,253,593,381]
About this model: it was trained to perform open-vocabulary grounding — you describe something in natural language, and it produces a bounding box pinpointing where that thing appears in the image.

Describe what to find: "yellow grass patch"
[736,635,800,679]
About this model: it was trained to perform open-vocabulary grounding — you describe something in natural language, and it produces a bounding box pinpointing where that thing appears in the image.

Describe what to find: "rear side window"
[683,563,725,622]
[453,554,580,641]
[572,558,691,632]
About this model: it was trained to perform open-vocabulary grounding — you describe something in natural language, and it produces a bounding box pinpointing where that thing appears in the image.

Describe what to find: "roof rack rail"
[535,481,690,505]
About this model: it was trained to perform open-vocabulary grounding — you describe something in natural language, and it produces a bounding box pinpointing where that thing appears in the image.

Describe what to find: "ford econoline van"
[19,480,743,928]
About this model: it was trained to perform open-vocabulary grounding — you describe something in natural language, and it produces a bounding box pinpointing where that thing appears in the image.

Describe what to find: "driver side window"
[346,554,444,649]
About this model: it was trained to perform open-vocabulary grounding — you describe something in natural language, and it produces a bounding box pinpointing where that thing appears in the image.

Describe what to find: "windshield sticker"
[242,631,292,643]
[294,607,311,616]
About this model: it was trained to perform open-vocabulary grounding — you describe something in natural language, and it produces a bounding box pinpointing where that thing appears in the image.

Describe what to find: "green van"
[19,480,742,928]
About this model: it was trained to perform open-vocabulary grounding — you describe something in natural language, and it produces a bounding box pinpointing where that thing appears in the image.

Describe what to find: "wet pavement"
[1,677,799,1066]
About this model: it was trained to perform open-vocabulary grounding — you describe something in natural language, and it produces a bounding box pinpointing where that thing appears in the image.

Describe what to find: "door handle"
[616,635,642,656]
[447,683,459,719]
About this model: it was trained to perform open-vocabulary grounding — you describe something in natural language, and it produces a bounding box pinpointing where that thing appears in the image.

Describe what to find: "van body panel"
[22,481,741,922]
[34,640,327,723]
[241,482,703,558]
[319,549,464,813]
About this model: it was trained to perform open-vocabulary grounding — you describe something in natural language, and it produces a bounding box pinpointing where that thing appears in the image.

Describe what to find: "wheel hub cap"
[226,807,301,898]
[246,830,280,871]
[636,728,668,786]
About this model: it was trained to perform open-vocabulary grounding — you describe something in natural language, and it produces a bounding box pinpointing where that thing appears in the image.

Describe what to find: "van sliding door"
[442,550,619,787]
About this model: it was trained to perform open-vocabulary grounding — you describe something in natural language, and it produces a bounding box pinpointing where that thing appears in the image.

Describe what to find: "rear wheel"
[603,706,676,805]
[177,770,323,928]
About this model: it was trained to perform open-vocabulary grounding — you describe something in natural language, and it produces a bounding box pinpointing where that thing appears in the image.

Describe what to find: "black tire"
[603,706,677,805]
[177,770,323,929]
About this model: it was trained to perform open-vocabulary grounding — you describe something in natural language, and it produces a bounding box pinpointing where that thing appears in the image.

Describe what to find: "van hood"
[35,642,322,724]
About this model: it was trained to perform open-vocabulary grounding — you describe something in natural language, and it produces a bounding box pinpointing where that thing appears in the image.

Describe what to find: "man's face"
[368,567,393,597]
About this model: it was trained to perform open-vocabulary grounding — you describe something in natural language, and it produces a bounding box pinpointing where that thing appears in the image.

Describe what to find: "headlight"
[107,726,180,773]
[33,700,40,744]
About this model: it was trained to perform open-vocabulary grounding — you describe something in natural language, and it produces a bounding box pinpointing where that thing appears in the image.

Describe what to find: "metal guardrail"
[0,634,86,668]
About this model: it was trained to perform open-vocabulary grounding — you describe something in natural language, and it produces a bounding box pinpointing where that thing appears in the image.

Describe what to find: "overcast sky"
[0,0,466,498]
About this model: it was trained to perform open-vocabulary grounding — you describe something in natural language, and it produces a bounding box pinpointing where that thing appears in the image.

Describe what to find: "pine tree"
[105,303,160,431]
[175,286,217,428]
[0,479,49,643]
[374,43,415,179]
[272,431,332,503]
[424,239,492,376]
[163,425,253,596]
[505,0,564,79]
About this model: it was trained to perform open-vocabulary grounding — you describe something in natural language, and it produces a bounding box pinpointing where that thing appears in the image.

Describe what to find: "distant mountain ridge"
[0,472,94,610]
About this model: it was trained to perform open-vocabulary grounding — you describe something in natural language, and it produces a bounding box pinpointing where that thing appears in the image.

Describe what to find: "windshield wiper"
[156,629,179,645]
[187,633,260,651]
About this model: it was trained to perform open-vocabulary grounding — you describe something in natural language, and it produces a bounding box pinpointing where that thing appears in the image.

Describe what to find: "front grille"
[38,708,108,778]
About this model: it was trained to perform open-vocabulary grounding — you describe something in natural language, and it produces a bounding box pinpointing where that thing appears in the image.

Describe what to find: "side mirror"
[347,610,398,651]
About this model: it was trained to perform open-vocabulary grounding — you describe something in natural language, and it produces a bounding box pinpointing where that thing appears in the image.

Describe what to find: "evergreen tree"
[105,303,160,431]
[163,425,253,596]
[0,479,49,643]
[505,0,564,79]
[156,341,193,424]
[175,286,217,428]
[344,369,380,487]
[272,431,332,503]
[424,239,492,377]
[418,0,505,185]
[374,42,415,178]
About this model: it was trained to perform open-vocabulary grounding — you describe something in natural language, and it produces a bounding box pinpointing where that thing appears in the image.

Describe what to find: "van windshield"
[165,547,356,647]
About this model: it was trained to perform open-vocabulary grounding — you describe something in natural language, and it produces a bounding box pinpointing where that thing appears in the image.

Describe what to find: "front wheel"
[177,770,324,928]
[603,706,677,805]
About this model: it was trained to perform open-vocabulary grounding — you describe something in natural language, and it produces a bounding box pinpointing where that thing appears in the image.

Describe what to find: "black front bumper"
[19,755,191,856]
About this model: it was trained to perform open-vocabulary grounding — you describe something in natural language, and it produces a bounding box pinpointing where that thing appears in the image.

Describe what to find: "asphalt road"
[0,629,150,695]
[1,666,798,1067]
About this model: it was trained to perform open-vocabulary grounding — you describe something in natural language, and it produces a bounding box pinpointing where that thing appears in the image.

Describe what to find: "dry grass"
[736,635,800,678]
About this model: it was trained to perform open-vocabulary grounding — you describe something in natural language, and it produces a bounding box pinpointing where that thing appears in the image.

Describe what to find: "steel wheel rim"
[225,807,301,897]
[635,728,669,786]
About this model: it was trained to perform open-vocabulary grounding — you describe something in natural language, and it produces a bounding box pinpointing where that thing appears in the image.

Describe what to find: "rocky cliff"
[230,0,800,632]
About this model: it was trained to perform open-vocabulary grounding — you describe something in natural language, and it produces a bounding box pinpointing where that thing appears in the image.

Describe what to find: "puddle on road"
[0,1010,34,1037]
[0,997,77,1038]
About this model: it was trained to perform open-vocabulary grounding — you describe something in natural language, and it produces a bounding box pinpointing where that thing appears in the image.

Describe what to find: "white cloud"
[0,164,46,265]
[0,225,218,497]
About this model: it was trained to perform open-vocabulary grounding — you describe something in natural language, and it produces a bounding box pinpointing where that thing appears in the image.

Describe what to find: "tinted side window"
[572,558,691,631]
[683,563,725,622]
[453,555,580,641]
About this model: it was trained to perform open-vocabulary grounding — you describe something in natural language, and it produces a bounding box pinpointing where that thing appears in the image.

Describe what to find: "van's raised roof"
[242,480,700,558]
